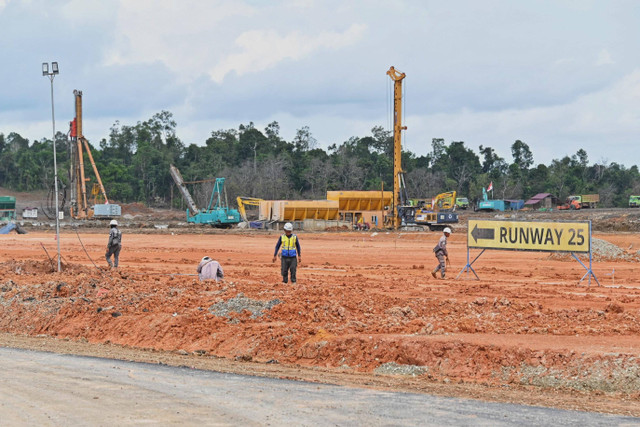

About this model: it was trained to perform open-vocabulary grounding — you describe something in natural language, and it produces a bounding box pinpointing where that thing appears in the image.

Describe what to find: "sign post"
[457,219,600,286]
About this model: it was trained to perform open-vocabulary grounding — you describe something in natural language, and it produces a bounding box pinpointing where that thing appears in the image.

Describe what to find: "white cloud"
[596,49,614,66]
[406,70,640,163]
[208,24,367,83]
[103,0,256,81]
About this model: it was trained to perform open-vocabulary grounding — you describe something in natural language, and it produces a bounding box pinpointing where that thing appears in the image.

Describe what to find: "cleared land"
[1,218,640,415]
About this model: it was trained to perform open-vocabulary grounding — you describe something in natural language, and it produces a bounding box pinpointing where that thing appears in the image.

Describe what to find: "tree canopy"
[1,111,639,208]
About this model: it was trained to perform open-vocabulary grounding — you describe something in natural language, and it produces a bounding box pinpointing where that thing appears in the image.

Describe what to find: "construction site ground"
[2,206,640,416]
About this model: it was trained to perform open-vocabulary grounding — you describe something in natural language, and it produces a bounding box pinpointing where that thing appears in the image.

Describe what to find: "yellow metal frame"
[386,66,406,229]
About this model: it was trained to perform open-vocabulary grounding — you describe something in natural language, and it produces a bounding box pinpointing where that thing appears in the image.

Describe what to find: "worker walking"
[272,222,301,283]
[105,219,122,268]
[431,227,451,279]
[197,256,224,282]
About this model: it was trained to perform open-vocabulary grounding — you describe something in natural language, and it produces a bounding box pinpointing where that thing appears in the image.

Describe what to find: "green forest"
[1,110,639,208]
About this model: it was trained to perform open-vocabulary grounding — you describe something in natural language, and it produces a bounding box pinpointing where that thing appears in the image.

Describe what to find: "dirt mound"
[1,231,640,410]
[325,225,350,231]
[120,202,154,215]
[1,259,58,275]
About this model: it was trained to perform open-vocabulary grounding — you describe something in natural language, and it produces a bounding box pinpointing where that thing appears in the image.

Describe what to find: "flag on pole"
[487,181,493,192]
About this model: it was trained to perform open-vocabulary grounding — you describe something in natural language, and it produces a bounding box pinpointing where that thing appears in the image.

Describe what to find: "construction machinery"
[237,197,264,222]
[0,196,16,221]
[455,197,469,210]
[569,194,599,209]
[414,191,459,230]
[386,66,411,229]
[68,90,121,219]
[169,164,241,227]
[384,67,457,230]
[558,196,582,210]
[428,191,457,211]
[477,187,506,211]
[630,195,640,208]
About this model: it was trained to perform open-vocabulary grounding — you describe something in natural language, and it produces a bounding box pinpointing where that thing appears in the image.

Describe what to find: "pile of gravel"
[209,293,281,319]
[549,238,638,262]
[591,238,631,260]
[374,362,427,376]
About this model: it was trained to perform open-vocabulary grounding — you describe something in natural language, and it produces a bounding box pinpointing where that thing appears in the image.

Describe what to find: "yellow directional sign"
[467,219,590,253]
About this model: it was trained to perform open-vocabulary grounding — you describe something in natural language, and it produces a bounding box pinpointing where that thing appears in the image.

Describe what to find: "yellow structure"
[260,200,339,222]
[387,66,407,229]
[252,191,393,228]
[327,190,392,228]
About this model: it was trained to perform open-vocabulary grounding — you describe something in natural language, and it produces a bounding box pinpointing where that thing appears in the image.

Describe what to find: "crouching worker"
[105,219,122,268]
[197,256,224,282]
[431,227,451,279]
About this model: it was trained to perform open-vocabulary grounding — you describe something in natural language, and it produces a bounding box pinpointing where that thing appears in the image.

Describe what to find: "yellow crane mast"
[386,66,407,229]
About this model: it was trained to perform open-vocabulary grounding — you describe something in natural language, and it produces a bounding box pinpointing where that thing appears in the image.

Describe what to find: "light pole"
[42,62,61,272]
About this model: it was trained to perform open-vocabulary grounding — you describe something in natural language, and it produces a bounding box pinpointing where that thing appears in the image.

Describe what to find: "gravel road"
[1,347,639,426]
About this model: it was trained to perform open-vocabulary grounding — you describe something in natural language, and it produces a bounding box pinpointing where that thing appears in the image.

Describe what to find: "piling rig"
[67,90,120,219]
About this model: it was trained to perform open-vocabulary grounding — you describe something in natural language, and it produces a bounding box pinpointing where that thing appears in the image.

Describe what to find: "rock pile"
[209,293,281,318]
[548,238,639,262]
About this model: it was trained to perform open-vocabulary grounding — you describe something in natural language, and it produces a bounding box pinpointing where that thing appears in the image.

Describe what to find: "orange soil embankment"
[1,230,640,399]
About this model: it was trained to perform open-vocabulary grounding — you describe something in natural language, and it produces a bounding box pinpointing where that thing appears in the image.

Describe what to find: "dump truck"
[455,197,469,209]
[569,194,599,209]
[629,195,640,208]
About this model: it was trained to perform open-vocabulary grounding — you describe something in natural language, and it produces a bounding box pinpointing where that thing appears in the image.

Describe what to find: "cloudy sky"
[1,0,639,166]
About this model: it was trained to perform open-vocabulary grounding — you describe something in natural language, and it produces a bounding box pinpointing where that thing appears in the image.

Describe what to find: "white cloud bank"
[209,24,366,83]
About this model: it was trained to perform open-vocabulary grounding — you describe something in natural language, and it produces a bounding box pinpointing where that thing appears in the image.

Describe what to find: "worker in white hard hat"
[197,256,224,282]
[105,219,122,268]
[272,222,301,284]
[431,227,451,279]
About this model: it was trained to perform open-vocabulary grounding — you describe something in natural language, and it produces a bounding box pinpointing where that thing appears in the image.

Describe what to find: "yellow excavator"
[236,197,263,222]
[414,191,457,230]
[428,191,457,211]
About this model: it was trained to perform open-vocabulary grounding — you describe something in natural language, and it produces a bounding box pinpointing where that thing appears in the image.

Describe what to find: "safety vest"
[280,234,298,257]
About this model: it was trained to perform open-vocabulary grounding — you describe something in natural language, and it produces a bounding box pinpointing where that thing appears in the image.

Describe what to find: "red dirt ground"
[1,228,639,414]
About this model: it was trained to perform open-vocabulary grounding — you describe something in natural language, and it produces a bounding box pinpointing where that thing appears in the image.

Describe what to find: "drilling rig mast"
[386,66,408,229]
[68,90,120,219]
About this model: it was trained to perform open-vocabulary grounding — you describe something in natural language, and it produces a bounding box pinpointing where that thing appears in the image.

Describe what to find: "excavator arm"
[237,197,263,222]
[169,164,200,215]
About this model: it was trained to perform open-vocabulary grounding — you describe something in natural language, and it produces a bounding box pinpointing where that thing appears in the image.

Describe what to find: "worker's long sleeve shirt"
[197,259,224,281]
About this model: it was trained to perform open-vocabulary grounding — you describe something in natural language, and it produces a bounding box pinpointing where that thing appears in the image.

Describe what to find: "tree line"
[1,110,639,209]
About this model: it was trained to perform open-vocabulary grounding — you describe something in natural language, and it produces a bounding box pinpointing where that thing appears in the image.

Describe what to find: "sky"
[1,0,639,166]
